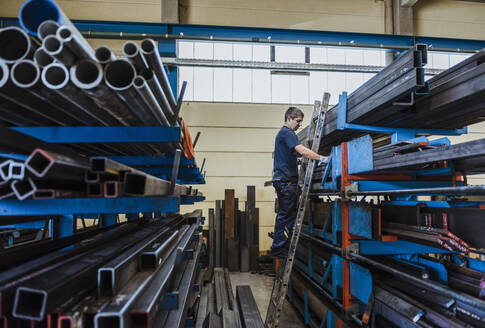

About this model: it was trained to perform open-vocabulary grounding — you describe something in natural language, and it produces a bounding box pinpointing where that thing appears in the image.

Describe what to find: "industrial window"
[177,40,471,105]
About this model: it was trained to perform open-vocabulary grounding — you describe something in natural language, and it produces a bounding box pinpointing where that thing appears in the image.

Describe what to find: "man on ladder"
[270,106,329,258]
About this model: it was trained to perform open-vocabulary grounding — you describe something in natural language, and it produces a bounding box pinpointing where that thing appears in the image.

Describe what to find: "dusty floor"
[230,272,306,328]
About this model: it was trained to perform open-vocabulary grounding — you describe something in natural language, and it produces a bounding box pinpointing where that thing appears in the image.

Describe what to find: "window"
[177,40,472,105]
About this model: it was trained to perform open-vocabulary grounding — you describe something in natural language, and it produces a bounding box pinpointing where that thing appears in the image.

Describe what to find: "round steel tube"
[70,59,103,90]
[37,20,59,40]
[350,252,485,312]
[19,0,96,59]
[41,62,68,89]
[104,59,136,91]
[0,27,36,63]
[0,60,9,89]
[140,68,175,123]
[57,26,94,60]
[11,60,40,88]
[34,47,55,68]
[140,38,177,108]
[95,46,116,65]
[122,41,148,72]
[43,35,75,66]
[133,75,170,126]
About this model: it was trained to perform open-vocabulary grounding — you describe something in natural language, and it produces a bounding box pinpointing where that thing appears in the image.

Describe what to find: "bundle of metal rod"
[1,212,201,325]
[90,157,191,197]
[95,221,200,328]
[296,45,427,152]
[0,0,193,158]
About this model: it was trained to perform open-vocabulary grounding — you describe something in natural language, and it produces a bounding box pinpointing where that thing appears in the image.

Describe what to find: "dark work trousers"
[271,180,299,250]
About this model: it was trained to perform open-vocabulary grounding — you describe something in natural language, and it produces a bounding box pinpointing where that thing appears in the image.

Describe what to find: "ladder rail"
[265,93,331,328]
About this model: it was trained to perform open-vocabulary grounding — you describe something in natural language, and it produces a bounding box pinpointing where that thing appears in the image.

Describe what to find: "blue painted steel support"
[0,196,179,216]
[2,17,485,51]
[51,215,74,239]
[11,126,181,143]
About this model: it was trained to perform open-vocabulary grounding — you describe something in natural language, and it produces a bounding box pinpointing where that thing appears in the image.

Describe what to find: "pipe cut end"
[95,46,113,64]
[57,25,73,42]
[104,59,135,91]
[133,76,146,89]
[19,0,60,37]
[140,38,156,54]
[70,59,103,89]
[13,287,46,320]
[12,178,36,200]
[42,62,69,89]
[43,35,62,56]
[0,27,32,63]
[122,41,139,58]
[26,148,54,177]
[11,60,40,88]
[37,20,59,40]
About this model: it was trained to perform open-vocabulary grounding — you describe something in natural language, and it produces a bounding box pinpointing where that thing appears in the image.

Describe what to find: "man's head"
[284,107,304,131]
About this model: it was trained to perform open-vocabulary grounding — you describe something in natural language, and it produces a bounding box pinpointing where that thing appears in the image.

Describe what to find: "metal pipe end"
[90,157,107,172]
[25,148,54,178]
[43,35,63,56]
[140,38,156,55]
[85,170,100,183]
[42,62,69,89]
[10,162,25,180]
[56,25,73,43]
[95,46,114,64]
[0,27,33,63]
[11,60,40,88]
[0,60,9,88]
[133,75,146,89]
[33,189,55,199]
[34,47,55,68]
[122,41,139,58]
[58,316,74,328]
[104,181,119,198]
[12,178,36,200]
[19,0,60,37]
[95,313,122,328]
[70,59,103,89]
[104,59,136,91]
[37,20,59,40]
[13,286,47,320]
[87,183,103,197]
[0,160,12,180]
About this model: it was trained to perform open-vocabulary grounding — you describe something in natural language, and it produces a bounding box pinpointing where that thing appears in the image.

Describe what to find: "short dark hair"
[285,107,304,122]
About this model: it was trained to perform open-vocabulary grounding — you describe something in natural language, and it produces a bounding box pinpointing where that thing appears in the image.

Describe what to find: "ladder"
[265,92,330,328]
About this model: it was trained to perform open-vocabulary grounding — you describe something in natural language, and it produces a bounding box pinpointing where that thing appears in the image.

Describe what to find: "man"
[270,107,328,257]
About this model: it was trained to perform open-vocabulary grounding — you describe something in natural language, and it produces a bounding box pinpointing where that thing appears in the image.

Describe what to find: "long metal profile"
[236,286,264,328]
[161,237,202,328]
[94,223,197,328]
[130,224,200,327]
[139,229,179,270]
[97,227,171,297]
[12,225,163,321]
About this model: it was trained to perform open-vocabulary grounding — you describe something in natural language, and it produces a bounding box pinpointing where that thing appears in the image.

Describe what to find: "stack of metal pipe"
[0,211,203,328]
[0,128,196,200]
[0,0,186,157]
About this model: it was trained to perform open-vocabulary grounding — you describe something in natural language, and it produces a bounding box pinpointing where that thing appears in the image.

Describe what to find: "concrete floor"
[230,272,306,328]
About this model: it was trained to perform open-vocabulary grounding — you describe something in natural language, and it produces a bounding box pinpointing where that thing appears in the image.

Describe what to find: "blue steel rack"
[0,126,205,239]
[290,91,485,328]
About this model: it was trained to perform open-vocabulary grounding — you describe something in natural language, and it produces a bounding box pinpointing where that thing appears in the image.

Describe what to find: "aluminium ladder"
[265,92,331,328]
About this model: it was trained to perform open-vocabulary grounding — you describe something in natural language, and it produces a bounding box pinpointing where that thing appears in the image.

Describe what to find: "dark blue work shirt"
[273,126,301,182]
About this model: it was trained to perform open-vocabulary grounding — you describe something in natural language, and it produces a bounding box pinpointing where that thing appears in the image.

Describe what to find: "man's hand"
[319,155,329,166]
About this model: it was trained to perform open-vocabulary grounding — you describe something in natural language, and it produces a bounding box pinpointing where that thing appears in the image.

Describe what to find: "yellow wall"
[179,101,313,250]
